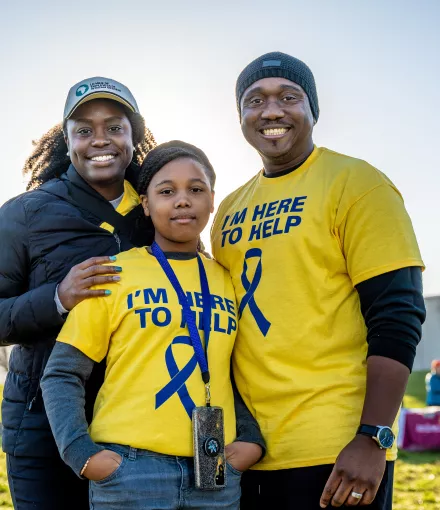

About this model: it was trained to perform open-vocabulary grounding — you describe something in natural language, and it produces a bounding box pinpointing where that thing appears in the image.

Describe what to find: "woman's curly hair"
[23,109,156,190]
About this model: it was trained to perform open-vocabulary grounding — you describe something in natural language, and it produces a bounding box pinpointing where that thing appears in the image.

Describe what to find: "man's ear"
[140,194,150,216]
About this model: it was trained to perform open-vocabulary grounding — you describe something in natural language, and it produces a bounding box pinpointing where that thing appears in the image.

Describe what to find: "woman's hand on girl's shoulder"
[83,449,123,482]
[225,441,263,472]
[58,256,122,311]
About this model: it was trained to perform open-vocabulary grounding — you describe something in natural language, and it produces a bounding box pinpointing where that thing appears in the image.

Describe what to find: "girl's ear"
[210,191,215,214]
[140,194,150,216]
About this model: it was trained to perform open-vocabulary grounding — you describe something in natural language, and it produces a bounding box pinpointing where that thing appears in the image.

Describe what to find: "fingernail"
[109,256,117,261]
[112,276,121,281]
[105,290,112,296]
[114,266,122,272]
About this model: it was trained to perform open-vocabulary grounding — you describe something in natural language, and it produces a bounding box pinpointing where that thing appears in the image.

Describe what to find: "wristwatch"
[356,424,395,449]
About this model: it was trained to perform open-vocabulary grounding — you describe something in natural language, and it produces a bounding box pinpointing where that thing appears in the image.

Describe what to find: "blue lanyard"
[151,242,212,388]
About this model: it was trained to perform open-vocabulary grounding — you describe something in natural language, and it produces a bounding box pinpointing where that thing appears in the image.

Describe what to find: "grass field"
[0,453,11,508]
[394,371,440,509]
[0,373,438,508]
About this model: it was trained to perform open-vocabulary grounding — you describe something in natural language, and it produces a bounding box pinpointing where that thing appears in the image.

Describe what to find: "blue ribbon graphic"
[155,335,199,418]
[238,248,271,336]
[152,242,212,419]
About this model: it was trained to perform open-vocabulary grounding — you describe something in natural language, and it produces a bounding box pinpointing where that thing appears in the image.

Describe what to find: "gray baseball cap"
[63,77,139,120]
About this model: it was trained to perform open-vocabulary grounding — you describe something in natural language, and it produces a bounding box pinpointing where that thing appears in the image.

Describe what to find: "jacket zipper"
[28,382,41,411]
[28,346,52,412]
[114,233,121,252]
[28,396,37,411]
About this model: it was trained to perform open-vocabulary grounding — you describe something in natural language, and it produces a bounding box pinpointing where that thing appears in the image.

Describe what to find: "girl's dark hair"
[137,140,216,196]
[23,107,156,190]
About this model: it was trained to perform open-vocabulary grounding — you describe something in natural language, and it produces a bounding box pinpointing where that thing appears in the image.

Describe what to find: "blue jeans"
[89,444,241,510]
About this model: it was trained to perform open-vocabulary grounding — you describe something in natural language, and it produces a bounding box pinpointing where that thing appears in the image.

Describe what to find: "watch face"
[378,427,395,448]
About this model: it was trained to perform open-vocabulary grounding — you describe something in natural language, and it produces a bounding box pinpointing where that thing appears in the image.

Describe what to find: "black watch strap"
[357,424,379,437]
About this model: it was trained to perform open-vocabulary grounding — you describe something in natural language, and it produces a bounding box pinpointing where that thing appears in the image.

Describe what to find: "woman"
[41,141,263,509]
[0,77,156,510]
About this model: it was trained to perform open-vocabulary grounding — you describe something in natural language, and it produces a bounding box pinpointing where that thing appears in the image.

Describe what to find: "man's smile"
[259,126,291,140]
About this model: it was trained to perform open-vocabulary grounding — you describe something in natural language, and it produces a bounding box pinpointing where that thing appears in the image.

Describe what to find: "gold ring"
[351,491,363,500]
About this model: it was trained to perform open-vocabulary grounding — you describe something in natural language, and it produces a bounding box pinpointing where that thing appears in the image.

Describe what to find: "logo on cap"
[76,84,89,97]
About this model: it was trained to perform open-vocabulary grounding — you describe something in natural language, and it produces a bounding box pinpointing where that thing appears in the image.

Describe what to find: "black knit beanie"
[236,51,319,122]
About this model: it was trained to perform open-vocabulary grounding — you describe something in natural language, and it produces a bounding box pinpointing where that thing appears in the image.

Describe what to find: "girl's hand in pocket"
[83,450,123,482]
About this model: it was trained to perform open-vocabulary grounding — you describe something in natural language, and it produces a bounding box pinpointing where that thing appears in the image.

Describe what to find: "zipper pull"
[28,397,37,411]
[114,233,121,253]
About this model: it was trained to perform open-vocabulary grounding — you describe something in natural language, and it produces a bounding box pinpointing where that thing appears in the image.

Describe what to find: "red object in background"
[399,407,440,451]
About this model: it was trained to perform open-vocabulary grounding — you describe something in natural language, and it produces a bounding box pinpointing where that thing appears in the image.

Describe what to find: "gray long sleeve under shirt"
[41,342,265,477]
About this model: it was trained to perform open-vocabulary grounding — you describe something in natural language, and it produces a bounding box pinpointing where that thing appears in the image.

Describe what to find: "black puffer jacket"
[0,166,150,457]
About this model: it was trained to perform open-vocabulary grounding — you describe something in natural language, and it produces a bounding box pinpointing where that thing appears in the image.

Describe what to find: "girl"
[41,141,264,509]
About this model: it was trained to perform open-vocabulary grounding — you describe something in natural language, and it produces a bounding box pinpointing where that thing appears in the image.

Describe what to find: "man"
[211,52,425,509]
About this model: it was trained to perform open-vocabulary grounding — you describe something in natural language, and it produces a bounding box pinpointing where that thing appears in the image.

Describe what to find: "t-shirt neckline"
[258,146,320,185]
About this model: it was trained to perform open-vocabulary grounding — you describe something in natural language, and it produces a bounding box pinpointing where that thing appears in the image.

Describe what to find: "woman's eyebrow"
[104,116,125,122]
[72,118,92,123]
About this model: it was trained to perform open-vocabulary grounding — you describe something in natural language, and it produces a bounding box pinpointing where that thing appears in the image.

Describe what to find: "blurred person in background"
[211,51,426,509]
[426,360,440,406]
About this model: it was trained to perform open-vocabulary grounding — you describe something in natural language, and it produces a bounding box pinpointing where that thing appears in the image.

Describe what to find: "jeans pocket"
[226,462,242,477]
[92,455,127,485]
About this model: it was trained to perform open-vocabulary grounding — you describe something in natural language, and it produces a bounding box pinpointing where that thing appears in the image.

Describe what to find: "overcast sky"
[1,0,439,295]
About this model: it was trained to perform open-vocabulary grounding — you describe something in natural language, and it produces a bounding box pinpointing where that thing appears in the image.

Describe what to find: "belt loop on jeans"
[128,447,137,461]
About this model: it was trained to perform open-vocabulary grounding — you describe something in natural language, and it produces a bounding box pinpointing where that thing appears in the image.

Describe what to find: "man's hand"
[83,450,123,482]
[320,435,386,507]
[225,441,263,472]
[58,256,122,311]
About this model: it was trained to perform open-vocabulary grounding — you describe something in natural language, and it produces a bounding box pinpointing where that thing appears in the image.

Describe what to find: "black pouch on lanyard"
[193,406,226,489]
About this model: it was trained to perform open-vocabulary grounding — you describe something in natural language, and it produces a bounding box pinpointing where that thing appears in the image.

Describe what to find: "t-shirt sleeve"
[336,183,424,286]
[56,294,113,363]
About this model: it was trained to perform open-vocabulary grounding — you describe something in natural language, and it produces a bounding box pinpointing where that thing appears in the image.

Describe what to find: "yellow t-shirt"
[211,146,424,470]
[100,180,140,232]
[57,247,237,457]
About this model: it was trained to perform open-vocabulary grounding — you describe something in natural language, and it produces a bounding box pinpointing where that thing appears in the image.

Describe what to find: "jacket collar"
[37,164,141,215]
[36,164,106,204]
[65,165,110,205]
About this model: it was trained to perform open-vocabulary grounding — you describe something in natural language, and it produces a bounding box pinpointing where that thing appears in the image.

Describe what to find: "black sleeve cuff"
[367,336,416,371]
